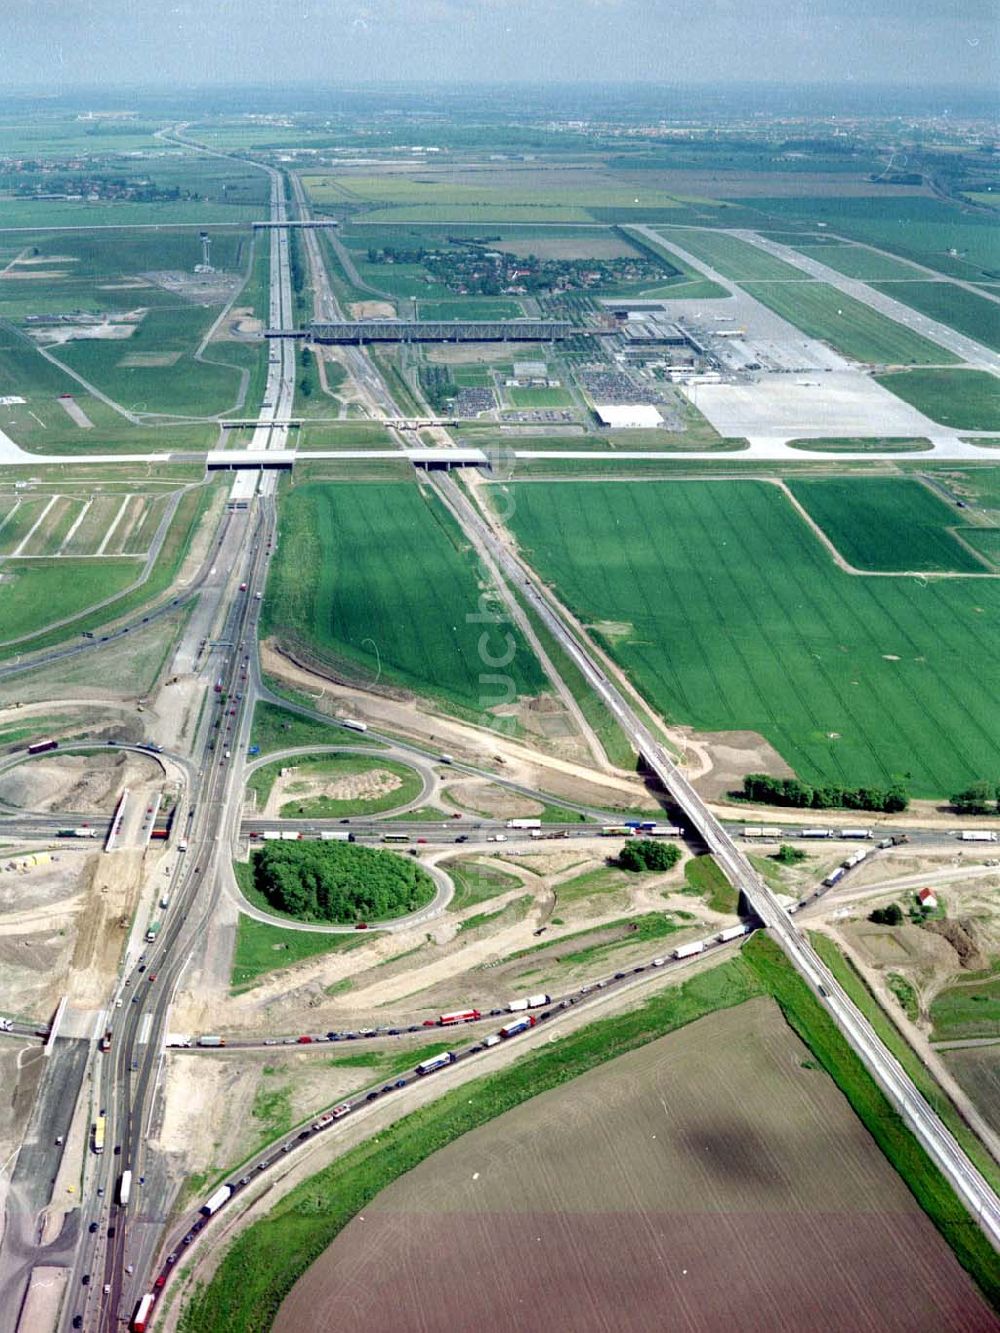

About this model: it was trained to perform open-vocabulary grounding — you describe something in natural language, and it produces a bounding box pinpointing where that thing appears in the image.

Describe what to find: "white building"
[594,404,662,429]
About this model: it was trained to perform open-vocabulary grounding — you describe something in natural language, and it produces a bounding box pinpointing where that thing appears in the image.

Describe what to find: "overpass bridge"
[252,219,340,229]
[266,318,576,345]
[205,446,489,471]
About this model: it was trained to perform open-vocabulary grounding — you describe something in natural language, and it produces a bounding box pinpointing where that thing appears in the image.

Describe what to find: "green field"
[505,387,574,408]
[788,478,986,573]
[786,438,933,453]
[787,243,926,282]
[448,859,524,912]
[230,909,368,991]
[867,282,1000,353]
[504,479,1000,796]
[742,281,957,365]
[416,298,525,321]
[0,559,137,641]
[249,702,382,756]
[261,481,547,719]
[741,197,1000,284]
[0,482,215,653]
[875,370,1000,430]
[930,970,1000,1042]
[657,228,810,281]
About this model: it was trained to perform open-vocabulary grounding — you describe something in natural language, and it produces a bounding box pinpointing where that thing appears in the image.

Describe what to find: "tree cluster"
[950,781,1000,816]
[742,774,909,814]
[774,844,806,865]
[253,841,434,924]
[617,839,681,873]
[868,903,903,927]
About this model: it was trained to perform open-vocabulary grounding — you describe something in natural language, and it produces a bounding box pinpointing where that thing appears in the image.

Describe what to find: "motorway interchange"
[0,153,998,1333]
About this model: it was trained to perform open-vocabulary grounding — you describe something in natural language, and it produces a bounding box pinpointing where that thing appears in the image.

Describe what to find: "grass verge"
[683,854,739,913]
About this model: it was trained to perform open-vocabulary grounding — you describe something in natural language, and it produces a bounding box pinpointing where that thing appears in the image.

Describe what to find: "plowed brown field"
[275,997,997,1333]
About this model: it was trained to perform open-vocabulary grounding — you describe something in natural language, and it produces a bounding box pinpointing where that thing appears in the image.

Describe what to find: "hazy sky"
[3,0,996,90]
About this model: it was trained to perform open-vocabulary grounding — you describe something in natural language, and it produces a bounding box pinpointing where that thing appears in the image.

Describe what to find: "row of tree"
[741,774,909,813]
[253,842,434,924]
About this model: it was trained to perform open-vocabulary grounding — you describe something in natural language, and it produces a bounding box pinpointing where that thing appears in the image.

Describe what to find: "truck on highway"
[198,1035,226,1048]
[742,827,783,839]
[27,739,58,755]
[342,718,368,733]
[958,830,998,843]
[200,1184,233,1217]
[100,1029,112,1052]
[92,1116,106,1154]
[507,993,550,1013]
[145,921,160,943]
[600,825,632,837]
[643,824,685,837]
[841,828,873,840]
[438,1008,481,1026]
[320,830,355,842]
[672,940,706,960]
[506,818,541,830]
[800,828,833,839]
[159,892,171,910]
[117,1169,132,1206]
[0,1017,12,1032]
[500,1015,536,1038]
[822,867,845,888]
[57,828,97,839]
[416,1052,456,1076]
[131,1294,155,1333]
[717,924,750,944]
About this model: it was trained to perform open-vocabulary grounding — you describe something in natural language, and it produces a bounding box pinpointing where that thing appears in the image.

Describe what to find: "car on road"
[73,1317,83,1329]
[88,1221,98,1233]
[81,1275,90,1286]
[297,1035,312,1044]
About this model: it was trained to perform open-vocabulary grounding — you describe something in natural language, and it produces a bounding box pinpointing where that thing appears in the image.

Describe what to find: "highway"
[9,152,301,1333]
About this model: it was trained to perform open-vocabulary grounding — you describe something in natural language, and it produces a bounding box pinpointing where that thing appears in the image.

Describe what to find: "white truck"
[507,993,550,1013]
[672,940,706,960]
[342,718,368,733]
[716,924,750,944]
[200,1184,233,1217]
[506,818,542,830]
[958,830,998,843]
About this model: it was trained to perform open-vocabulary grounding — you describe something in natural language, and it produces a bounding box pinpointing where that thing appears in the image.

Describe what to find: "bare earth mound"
[275,997,995,1333]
